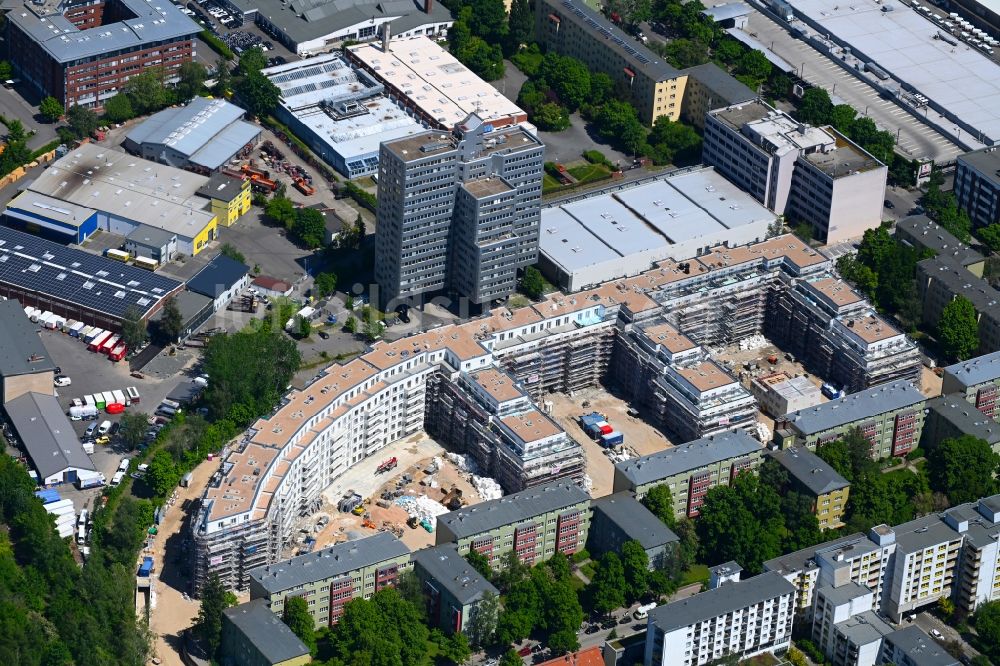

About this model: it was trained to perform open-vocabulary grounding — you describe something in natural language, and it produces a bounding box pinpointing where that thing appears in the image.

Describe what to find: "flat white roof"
[786,0,1000,142]
[540,167,775,275]
[348,36,526,129]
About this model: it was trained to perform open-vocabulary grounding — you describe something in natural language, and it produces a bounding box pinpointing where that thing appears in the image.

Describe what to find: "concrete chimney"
[381,22,391,51]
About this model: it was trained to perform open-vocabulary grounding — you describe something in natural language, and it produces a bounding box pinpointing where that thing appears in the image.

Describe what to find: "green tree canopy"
[588,552,626,615]
[67,105,99,139]
[696,472,784,573]
[292,207,327,248]
[236,70,281,118]
[196,573,236,659]
[146,449,181,499]
[118,411,149,451]
[103,93,134,123]
[120,304,148,351]
[219,243,246,265]
[124,68,169,115]
[797,87,833,125]
[464,549,493,579]
[238,47,267,76]
[466,589,499,649]
[938,295,980,360]
[539,53,591,111]
[283,596,317,653]
[40,96,64,122]
[507,0,533,52]
[973,601,1000,663]
[313,272,338,298]
[642,484,677,528]
[176,61,207,101]
[594,99,647,155]
[621,540,650,604]
[159,296,184,342]
[265,195,297,228]
[927,435,1000,505]
[520,265,546,299]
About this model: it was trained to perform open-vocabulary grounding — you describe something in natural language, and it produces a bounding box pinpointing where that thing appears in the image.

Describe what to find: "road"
[744,11,964,163]
[912,612,982,662]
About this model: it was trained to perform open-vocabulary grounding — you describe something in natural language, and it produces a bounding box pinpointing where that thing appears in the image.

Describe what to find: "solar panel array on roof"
[0,227,182,319]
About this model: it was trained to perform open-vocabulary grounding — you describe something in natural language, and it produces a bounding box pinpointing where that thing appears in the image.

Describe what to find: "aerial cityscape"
[1,0,1000,665]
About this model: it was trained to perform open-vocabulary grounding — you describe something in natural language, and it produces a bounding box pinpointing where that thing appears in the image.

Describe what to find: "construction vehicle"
[406,516,419,529]
[293,176,315,196]
[420,518,434,533]
[240,163,278,192]
[361,518,376,529]
[440,487,464,511]
[376,457,398,474]
[351,505,365,516]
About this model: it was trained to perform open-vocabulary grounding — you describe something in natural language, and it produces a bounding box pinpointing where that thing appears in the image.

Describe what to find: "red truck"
[376,457,398,474]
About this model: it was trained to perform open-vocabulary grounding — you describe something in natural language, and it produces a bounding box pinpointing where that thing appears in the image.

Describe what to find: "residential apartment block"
[425,368,585,492]
[375,116,543,308]
[767,275,922,393]
[942,350,1000,421]
[248,532,411,627]
[881,626,960,666]
[916,256,1000,354]
[5,0,199,109]
[643,571,795,666]
[769,447,850,530]
[774,381,927,459]
[922,394,1000,456]
[954,146,1000,229]
[751,372,823,418]
[220,600,310,666]
[612,431,764,519]
[703,101,887,243]
[612,320,757,441]
[765,494,1000,631]
[588,492,679,571]
[412,544,499,635]
[435,481,591,566]
[535,0,755,126]
[896,215,986,278]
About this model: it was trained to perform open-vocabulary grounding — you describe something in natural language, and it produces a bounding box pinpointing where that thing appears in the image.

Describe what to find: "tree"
[621,540,649,603]
[973,601,1000,663]
[124,67,169,115]
[642,484,677,528]
[297,315,312,339]
[265,195,297,228]
[663,38,710,69]
[607,0,652,26]
[292,207,327,248]
[797,87,833,125]
[434,629,472,664]
[6,118,26,143]
[121,304,148,350]
[465,549,492,580]
[735,49,771,89]
[283,596,316,653]
[927,435,1000,505]
[830,104,857,133]
[344,316,358,334]
[219,242,246,265]
[781,491,824,552]
[236,70,281,118]
[176,61,207,101]
[214,57,233,97]
[103,93,134,123]
[647,116,702,165]
[467,0,508,44]
[0,60,12,81]
[540,54,591,111]
[507,0,533,52]
[532,102,571,131]
[500,649,523,666]
[363,318,382,342]
[39,96,63,122]
[696,472,784,573]
[938,295,980,360]
[160,296,184,341]
[146,449,180,498]
[588,552,626,615]
[520,265,546,299]
[119,411,149,451]
[195,573,234,658]
[238,47,267,77]
[313,272,338,298]
[466,589,499,649]
[594,99,648,155]
[977,223,1000,253]
[67,105,99,139]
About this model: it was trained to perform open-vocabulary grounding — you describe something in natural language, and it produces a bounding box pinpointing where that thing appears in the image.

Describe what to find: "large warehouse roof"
[26,144,215,239]
[539,167,775,287]
[349,36,526,129]
[785,0,1000,143]
[0,227,183,320]
[7,392,94,481]
[124,97,261,171]
[0,301,58,378]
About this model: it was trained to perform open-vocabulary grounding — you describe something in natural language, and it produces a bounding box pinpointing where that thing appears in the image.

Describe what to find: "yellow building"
[535,0,756,127]
[770,447,851,530]
[198,173,253,227]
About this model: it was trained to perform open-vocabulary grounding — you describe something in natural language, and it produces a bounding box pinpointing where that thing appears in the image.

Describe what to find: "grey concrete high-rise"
[375,114,544,308]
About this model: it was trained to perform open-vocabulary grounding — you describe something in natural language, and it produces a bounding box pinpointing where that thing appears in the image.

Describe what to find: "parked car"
[54,375,72,387]
[318,330,329,339]
[85,423,98,438]
[884,199,895,209]
[929,628,943,640]
[95,435,111,446]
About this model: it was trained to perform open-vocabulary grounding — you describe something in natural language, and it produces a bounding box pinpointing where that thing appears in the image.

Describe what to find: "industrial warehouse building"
[4,0,199,109]
[0,227,184,331]
[347,35,529,131]
[0,300,58,405]
[263,53,424,179]
[6,391,96,486]
[221,0,453,55]
[123,97,261,173]
[4,144,243,255]
[537,167,775,291]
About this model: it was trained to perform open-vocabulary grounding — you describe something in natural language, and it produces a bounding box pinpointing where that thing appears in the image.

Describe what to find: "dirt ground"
[920,366,943,397]
[147,457,239,666]
[285,434,485,554]
[545,389,674,497]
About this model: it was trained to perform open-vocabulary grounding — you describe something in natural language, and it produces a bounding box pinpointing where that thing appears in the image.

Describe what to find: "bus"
[133,256,158,271]
[105,248,130,262]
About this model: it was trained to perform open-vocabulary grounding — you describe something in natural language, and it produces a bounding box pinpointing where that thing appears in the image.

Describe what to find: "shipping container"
[94,393,107,409]
[126,386,140,404]
[600,431,624,447]
[105,248,130,262]
[109,345,127,362]
[138,556,153,577]
[598,423,613,435]
[69,321,86,337]
[100,335,120,355]
[63,319,78,333]
[101,392,116,407]
[112,389,127,405]
[47,315,66,330]
[79,325,95,340]
[75,472,105,489]
[88,330,112,351]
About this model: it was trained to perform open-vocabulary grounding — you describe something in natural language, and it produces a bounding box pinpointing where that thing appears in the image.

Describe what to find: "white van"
[118,458,131,473]
[634,602,658,620]
[110,471,125,487]
[76,510,89,544]
[97,420,112,435]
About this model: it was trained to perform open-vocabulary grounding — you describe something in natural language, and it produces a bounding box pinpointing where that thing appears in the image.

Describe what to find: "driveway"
[912,612,982,661]
[0,85,60,151]
[536,113,632,166]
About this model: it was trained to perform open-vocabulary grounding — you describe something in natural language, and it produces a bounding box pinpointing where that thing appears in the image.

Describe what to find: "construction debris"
[738,334,769,351]
[394,494,449,531]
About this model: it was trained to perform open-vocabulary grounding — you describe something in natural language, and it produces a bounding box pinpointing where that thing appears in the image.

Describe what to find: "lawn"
[678,564,710,587]
[542,162,613,195]
[579,561,597,582]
